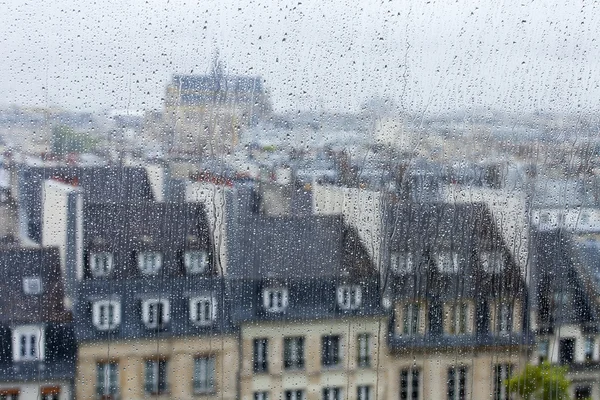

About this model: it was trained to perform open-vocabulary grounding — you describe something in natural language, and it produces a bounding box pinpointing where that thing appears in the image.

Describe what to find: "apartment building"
[74,202,238,400]
[382,203,531,400]
[0,248,75,400]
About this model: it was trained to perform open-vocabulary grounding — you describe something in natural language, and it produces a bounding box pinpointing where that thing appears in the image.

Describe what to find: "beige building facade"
[76,335,238,400]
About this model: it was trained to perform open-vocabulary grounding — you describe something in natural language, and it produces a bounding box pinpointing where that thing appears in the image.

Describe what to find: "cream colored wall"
[76,335,238,400]
[385,349,528,400]
[240,317,390,400]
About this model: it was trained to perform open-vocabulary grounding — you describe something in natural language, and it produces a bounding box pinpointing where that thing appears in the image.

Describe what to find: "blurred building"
[0,248,75,400]
[163,74,271,155]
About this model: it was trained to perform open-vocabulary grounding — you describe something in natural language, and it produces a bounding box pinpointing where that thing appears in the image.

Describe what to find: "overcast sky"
[0,0,598,115]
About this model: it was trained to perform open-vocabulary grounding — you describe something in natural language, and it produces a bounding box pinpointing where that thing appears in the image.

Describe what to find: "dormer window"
[89,252,113,277]
[12,325,45,362]
[189,296,216,326]
[262,288,288,313]
[92,300,121,331]
[138,252,162,275]
[436,253,459,273]
[142,299,170,329]
[337,285,362,310]
[480,252,504,274]
[184,250,209,274]
[390,253,414,274]
[23,277,42,295]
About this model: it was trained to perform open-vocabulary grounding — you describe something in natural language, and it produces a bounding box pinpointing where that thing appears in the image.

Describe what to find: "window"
[142,299,170,329]
[357,333,370,367]
[0,389,19,400]
[40,386,60,400]
[357,386,372,400]
[285,390,305,400]
[400,368,420,400]
[437,253,459,273]
[322,387,341,400]
[447,366,467,400]
[537,339,549,364]
[138,252,162,274]
[321,335,341,367]
[480,252,504,273]
[144,359,168,395]
[253,338,268,373]
[92,300,121,330]
[189,296,216,326]
[575,386,592,400]
[254,392,269,400]
[402,303,421,336]
[559,338,575,365]
[585,337,594,362]
[89,252,113,277]
[96,362,118,399]
[448,302,470,335]
[336,285,362,310]
[262,288,288,313]
[193,356,215,394]
[22,277,42,295]
[497,303,513,335]
[185,250,209,274]
[12,325,44,361]
[284,336,305,370]
[391,253,414,273]
[493,364,513,400]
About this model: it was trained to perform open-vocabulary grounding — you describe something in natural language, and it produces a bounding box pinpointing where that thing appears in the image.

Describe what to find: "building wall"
[385,349,527,400]
[76,335,238,400]
[239,317,389,400]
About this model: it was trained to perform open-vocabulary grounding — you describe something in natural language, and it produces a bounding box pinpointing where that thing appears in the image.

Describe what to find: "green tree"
[506,363,571,400]
[51,125,98,156]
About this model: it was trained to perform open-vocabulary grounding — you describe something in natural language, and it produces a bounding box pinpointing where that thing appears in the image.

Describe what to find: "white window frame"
[97,361,119,398]
[403,303,421,336]
[184,250,209,274]
[189,296,216,326]
[436,252,459,273]
[138,252,163,275]
[447,366,468,400]
[337,285,362,310]
[254,392,269,400]
[493,364,513,400]
[391,252,414,273]
[142,299,170,329]
[357,333,371,367]
[449,302,470,335]
[12,325,45,361]
[400,367,420,400]
[92,300,121,331]
[22,276,42,295]
[357,385,372,400]
[193,356,215,394]
[497,303,513,335]
[89,252,114,277]
[480,252,504,274]
[322,387,342,400]
[262,288,288,313]
[285,389,305,400]
[283,336,305,370]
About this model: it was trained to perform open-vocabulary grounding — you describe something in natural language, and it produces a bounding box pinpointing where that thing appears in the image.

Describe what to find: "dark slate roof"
[83,202,213,279]
[382,202,525,301]
[530,229,598,327]
[75,276,234,342]
[172,75,264,93]
[0,248,70,324]
[229,277,385,325]
[18,165,154,243]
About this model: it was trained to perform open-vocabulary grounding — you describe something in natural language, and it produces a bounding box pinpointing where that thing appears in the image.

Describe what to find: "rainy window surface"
[0,1,599,400]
